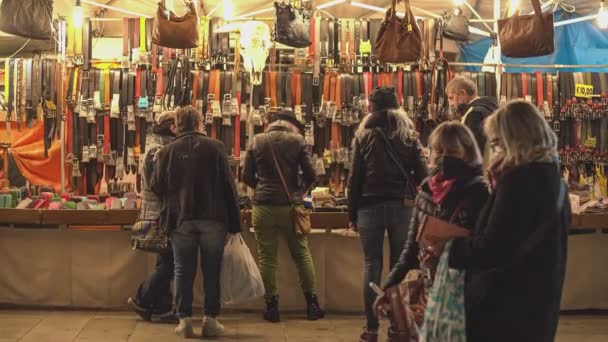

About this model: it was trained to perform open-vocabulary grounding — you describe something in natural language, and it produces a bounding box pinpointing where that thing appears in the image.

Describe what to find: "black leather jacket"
[242,126,316,205]
[382,171,489,290]
[347,110,428,223]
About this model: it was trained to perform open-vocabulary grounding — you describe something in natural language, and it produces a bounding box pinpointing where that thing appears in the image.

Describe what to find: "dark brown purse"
[498,0,554,58]
[152,0,199,49]
[374,0,422,63]
[0,0,54,40]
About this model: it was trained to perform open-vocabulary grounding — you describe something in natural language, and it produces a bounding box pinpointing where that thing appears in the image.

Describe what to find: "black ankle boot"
[304,292,325,320]
[263,296,280,323]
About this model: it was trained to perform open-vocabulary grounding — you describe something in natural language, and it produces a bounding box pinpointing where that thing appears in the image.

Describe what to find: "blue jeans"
[171,220,227,319]
[134,250,174,314]
[357,200,413,331]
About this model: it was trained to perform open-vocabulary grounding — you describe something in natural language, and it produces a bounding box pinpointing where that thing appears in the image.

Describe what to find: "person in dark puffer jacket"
[348,87,428,342]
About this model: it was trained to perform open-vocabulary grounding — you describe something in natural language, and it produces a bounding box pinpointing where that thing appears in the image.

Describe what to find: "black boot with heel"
[263,296,280,323]
[304,292,325,320]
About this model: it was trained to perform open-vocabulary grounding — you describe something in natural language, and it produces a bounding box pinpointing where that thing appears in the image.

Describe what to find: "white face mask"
[239,21,271,86]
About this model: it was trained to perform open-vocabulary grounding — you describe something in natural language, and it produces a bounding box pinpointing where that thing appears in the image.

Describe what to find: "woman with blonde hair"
[375,121,489,341]
[348,86,428,342]
[448,101,571,342]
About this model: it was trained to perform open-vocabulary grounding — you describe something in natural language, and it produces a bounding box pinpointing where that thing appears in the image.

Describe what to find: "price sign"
[584,137,597,149]
[575,84,594,98]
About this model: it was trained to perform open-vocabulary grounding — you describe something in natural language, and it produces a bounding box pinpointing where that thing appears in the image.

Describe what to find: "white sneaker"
[202,316,225,338]
[175,317,194,338]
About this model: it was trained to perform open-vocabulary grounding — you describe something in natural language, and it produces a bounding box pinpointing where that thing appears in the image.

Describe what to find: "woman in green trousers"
[242,110,324,323]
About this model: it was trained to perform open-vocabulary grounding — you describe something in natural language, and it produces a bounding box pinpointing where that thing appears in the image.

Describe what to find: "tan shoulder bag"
[265,134,312,236]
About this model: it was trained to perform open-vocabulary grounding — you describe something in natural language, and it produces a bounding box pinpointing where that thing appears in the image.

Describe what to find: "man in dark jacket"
[446,76,498,153]
[151,106,241,338]
[127,111,177,322]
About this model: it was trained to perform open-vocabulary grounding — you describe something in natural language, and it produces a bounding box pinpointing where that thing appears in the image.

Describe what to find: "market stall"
[1,0,608,311]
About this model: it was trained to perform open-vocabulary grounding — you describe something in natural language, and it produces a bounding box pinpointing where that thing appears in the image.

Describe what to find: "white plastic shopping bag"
[220,233,265,304]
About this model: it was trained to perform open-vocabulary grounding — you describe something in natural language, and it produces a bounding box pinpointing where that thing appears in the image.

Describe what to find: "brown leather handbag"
[374,0,422,63]
[375,270,427,341]
[152,0,199,49]
[498,0,554,58]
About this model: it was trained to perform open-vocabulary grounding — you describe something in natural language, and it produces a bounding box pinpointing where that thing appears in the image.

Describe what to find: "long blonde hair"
[429,121,482,167]
[355,108,418,143]
[484,100,558,168]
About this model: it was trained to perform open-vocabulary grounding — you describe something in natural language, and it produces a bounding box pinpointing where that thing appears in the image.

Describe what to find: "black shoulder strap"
[374,127,413,187]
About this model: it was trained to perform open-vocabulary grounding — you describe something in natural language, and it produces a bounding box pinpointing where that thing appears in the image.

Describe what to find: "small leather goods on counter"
[0,0,53,40]
[152,0,199,49]
[374,0,422,63]
[498,0,554,58]
[273,2,312,48]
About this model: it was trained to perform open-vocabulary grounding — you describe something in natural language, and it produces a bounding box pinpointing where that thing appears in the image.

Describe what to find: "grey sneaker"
[202,316,225,338]
[175,317,194,338]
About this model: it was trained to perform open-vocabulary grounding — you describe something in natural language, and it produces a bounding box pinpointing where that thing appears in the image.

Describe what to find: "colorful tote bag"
[420,240,467,342]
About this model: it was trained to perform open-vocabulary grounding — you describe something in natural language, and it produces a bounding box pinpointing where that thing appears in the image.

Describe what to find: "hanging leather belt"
[530,72,537,105]
[486,72,494,98]
[506,73,512,101]
[369,19,381,63]
[547,73,554,113]
[521,73,528,101]
[477,73,485,97]
[500,72,507,105]
[328,20,335,65]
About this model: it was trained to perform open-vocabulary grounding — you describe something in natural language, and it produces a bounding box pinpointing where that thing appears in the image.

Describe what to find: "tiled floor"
[0,310,607,341]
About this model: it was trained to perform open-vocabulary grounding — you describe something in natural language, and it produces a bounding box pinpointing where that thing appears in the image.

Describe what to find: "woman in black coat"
[378,122,489,341]
[449,101,571,342]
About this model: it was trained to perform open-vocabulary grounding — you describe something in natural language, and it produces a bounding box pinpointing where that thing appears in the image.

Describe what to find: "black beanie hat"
[369,86,399,111]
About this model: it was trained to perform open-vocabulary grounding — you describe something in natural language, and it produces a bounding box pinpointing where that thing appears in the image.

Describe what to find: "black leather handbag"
[442,8,469,42]
[273,2,311,48]
[0,0,54,40]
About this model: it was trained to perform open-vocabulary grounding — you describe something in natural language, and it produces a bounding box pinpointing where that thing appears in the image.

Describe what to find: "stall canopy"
[460,10,608,73]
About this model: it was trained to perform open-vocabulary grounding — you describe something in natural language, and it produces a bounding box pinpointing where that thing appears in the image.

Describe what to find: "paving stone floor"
[0,310,607,341]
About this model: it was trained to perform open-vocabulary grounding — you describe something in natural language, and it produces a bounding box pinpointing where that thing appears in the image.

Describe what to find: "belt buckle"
[230,98,239,116]
[326,102,336,119]
[73,55,84,66]
[251,109,263,126]
[96,135,105,160]
[82,146,90,163]
[107,150,117,166]
[314,106,326,128]
[115,158,124,179]
[72,160,81,177]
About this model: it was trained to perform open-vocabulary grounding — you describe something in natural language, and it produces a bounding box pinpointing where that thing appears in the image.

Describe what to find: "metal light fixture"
[599,0,608,29]
[73,0,84,28]
[316,0,347,10]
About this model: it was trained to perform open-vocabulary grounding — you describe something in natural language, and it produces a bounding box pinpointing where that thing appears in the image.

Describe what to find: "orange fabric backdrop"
[0,121,62,191]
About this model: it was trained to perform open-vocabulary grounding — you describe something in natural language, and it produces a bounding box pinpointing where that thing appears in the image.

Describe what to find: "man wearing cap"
[127,111,178,322]
[151,106,242,338]
[242,110,324,323]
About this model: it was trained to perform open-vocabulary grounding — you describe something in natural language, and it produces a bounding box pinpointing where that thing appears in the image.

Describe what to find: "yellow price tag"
[359,41,372,54]
[584,137,597,149]
[575,84,594,98]
[407,24,412,32]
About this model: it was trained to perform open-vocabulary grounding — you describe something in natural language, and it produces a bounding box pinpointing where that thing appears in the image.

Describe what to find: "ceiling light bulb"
[73,0,84,29]
[454,0,465,6]
[223,0,234,20]
[599,1,608,29]
[317,0,346,10]
[509,0,520,15]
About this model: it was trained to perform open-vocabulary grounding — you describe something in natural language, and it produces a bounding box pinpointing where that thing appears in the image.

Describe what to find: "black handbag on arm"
[0,0,54,40]
[273,2,311,48]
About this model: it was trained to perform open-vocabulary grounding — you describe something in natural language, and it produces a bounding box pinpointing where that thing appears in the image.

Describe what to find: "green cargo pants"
[252,205,317,298]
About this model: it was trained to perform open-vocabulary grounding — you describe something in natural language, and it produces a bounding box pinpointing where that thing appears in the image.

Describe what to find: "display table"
[1,209,608,312]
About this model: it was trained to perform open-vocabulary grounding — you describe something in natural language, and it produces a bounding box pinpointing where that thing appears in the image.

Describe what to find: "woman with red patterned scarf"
[375,121,489,341]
